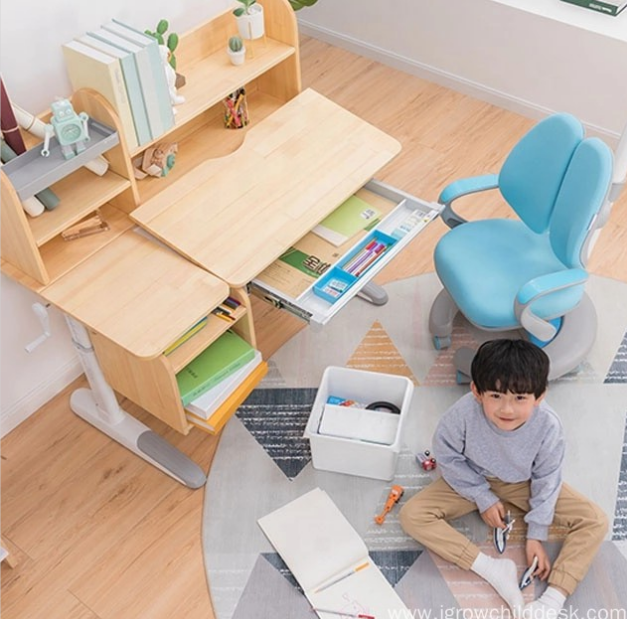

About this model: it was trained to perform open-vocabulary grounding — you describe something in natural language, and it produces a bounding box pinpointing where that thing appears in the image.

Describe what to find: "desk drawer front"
[250,180,442,326]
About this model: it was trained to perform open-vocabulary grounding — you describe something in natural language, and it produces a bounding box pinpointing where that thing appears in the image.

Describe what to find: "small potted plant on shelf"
[288,0,320,9]
[145,19,186,88]
[227,36,246,66]
[233,0,265,40]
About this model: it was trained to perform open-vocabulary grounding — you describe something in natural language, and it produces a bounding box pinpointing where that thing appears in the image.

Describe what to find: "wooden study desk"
[131,88,402,288]
[1,1,440,485]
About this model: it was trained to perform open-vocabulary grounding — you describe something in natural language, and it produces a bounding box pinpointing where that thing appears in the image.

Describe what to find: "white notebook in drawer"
[258,488,408,618]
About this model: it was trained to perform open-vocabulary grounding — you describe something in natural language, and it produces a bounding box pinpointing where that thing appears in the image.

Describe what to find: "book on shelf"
[186,357,267,434]
[88,27,166,139]
[176,330,256,407]
[258,488,408,616]
[186,350,262,419]
[312,195,381,247]
[77,32,152,146]
[62,40,139,151]
[103,20,174,135]
[560,0,627,15]
[163,316,208,356]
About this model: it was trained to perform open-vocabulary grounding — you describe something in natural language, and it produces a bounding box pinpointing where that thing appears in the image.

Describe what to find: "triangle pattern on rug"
[370,549,422,587]
[423,314,478,386]
[236,388,317,480]
[346,320,419,384]
[605,330,627,384]
[233,554,311,619]
[261,552,302,592]
[612,412,627,541]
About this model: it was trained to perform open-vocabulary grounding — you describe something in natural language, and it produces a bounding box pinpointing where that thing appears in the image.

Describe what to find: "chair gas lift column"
[428,114,627,382]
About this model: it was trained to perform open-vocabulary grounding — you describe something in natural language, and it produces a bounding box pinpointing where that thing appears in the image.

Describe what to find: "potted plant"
[288,0,320,9]
[146,19,186,88]
[227,36,246,66]
[233,0,265,40]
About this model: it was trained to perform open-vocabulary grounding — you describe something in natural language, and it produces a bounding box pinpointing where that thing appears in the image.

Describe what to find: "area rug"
[203,273,627,619]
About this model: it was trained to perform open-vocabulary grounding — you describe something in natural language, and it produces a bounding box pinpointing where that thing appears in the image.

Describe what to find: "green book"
[560,0,626,15]
[176,330,255,406]
[312,195,380,247]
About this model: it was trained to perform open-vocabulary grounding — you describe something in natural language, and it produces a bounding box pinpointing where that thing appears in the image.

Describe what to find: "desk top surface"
[42,229,229,358]
[131,89,401,287]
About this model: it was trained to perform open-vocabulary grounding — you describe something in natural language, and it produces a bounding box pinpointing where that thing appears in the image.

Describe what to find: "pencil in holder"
[223,88,249,129]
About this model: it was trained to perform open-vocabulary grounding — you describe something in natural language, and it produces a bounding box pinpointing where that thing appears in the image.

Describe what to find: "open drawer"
[250,180,442,326]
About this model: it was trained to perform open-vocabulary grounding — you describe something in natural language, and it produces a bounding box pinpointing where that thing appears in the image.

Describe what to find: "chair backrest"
[499,113,584,233]
[549,137,613,268]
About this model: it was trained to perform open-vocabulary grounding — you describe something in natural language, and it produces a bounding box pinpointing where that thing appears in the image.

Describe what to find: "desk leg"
[357,281,389,306]
[64,316,206,489]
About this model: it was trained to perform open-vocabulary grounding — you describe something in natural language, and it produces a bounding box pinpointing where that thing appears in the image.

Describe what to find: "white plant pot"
[227,46,246,66]
[236,4,265,40]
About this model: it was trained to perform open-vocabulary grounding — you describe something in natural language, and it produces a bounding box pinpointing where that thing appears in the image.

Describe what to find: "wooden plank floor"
[2,35,626,619]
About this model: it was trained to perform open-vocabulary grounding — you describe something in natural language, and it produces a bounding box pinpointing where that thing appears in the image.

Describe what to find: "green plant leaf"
[157,19,169,34]
[156,33,164,45]
[233,7,245,16]
[167,33,179,52]
[169,56,177,70]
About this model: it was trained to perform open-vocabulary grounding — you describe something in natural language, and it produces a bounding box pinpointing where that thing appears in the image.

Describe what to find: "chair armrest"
[515,268,588,342]
[438,174,499,229]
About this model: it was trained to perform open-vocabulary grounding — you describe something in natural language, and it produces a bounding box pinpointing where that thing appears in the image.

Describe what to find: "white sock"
[471,552,524,615]
[523,587,566,619]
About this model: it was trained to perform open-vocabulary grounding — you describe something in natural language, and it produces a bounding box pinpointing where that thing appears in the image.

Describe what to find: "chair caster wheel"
[456,370,470,384]
[433,335,452,350]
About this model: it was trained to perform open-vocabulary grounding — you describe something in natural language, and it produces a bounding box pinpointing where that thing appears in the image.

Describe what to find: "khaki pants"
[399,477,608,596]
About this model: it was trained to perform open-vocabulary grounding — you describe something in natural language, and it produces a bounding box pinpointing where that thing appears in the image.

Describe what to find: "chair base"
[428,288,597,381]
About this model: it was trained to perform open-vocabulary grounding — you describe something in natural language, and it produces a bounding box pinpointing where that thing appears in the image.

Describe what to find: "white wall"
[298,0,627,140]
[0,0,231,437]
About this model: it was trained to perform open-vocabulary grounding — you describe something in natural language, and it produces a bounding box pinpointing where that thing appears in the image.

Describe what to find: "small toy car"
[417,450,437,471]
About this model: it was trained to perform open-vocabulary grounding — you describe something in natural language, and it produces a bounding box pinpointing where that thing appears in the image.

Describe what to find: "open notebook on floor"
[258,488,408,618]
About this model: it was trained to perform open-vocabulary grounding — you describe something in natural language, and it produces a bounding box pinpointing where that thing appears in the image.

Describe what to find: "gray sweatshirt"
[433,392,565,540]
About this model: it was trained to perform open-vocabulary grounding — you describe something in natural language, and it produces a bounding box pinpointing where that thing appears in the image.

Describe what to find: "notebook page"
[257,488,368,592]
[308,557,408,618]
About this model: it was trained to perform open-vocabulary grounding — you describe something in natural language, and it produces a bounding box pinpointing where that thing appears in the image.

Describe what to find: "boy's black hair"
[470,339,549,398]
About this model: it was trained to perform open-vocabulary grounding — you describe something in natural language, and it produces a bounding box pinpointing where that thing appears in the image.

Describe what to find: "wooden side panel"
[72,88,139,212]
[258,0,301,99]
[229,287,257,349]
[0,171,49,285]
[90,331,190,434]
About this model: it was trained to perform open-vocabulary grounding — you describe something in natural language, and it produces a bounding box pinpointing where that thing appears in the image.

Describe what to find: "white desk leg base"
[70,389,206,488]
[64,315,206,489]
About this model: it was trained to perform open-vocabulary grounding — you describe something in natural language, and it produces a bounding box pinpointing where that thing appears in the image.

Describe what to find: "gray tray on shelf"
[2,119,119,201]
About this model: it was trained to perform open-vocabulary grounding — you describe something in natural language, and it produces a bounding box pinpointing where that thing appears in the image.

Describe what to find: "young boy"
[399,339,607,618]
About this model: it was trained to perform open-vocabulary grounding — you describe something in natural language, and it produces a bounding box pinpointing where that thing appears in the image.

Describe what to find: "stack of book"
[62,19,175,152]
[176,330,263,433]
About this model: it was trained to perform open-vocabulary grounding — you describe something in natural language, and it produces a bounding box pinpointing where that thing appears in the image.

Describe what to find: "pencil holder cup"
[223,88,249,129]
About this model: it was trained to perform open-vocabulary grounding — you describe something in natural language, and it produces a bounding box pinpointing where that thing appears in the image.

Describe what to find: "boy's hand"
[481,501,506,529]
[526,539,551,580]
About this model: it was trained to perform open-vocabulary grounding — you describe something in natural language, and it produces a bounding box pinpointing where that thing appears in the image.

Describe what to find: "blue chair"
[429,113,615,380]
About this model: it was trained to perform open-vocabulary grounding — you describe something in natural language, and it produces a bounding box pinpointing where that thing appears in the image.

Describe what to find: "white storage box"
[304,366,413,481]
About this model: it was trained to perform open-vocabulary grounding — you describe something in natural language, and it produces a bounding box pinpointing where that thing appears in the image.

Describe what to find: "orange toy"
[374,485,404,525]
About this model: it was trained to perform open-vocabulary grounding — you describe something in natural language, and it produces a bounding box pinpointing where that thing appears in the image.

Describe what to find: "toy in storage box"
[304,366,413,481]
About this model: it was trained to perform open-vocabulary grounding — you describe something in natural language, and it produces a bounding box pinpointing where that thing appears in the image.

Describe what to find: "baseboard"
[0,357,83,438]
[298,21,620,144]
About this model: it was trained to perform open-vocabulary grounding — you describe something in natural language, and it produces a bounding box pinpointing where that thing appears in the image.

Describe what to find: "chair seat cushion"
[434,219,585,329]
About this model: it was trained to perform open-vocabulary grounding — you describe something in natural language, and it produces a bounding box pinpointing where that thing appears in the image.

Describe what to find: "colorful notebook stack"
[176,330,256,408]
[62,19,175,151]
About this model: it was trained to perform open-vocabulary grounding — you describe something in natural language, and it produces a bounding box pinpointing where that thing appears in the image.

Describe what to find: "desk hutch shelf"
[1,0,298,435]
